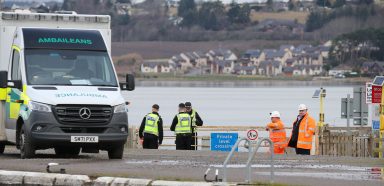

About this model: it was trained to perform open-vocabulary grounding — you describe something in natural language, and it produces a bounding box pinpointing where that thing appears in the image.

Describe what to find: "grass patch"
[250,11,309,24]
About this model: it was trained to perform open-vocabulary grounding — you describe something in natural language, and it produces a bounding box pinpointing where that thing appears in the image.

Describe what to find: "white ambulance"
[0,11,135,159]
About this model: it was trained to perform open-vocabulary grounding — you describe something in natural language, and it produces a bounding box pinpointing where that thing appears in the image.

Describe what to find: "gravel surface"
[0,147,383,186]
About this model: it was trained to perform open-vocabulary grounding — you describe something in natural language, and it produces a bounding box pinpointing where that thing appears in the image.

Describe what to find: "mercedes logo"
[79,107,91,120]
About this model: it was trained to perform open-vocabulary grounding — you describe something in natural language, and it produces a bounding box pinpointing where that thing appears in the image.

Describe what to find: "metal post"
[319,88,325,127]
[360,87,364,127]
[222,137,249,182]
[245,138,274,184]
[347,94,352,156]
[347,94,351,134]
[246,140,253,183]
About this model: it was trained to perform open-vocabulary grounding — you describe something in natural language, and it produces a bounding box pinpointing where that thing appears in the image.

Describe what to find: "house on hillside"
[283,66,294,76]
[292,65,322,76]
[169,54,192,72]
[262,49,292,66]
[242,49,263,66]
[292,44,313,56]
[328,65,353,76]
[293,52,323,66]
[141,60,174,73]
[211,60,234,74]
[318,46,330,59]
[207,49,237,62]
[361,61,384,76]
[258,60,282,76]
[280,45,295,52]
[192,51,208,67]
[234,65,257,75]
[255,19,304,34]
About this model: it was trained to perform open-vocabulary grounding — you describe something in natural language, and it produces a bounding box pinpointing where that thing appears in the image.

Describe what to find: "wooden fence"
[317,125,382,157]
[373,130,384,158]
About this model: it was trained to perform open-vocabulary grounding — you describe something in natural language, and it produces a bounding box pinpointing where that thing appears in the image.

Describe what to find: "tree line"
[306,3,376,32]
[329,28,384,68]
[178,0,251,31]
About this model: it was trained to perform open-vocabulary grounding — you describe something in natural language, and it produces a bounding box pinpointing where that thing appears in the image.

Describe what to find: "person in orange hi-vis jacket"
[266,111,287,154]
[287,104,316,155]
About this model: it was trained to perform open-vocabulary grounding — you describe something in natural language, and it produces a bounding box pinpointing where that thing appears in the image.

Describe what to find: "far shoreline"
[135,77,370,87]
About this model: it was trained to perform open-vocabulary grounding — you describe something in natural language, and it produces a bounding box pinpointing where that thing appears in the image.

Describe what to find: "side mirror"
[0,71,7,88]
[120,74,135,91]
[8,80,22,90]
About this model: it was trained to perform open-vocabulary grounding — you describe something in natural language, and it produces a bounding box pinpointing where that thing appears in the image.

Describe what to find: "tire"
[0,143,5,154]
[20,125,35,159]
[108,145,124,159]
[55,147,81,158]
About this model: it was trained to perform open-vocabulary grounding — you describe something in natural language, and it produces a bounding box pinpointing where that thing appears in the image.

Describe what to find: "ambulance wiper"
[48,83,72,86]
[94,84,117,87]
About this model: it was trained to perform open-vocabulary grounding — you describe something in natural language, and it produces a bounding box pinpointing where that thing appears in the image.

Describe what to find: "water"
[122,86,355,127]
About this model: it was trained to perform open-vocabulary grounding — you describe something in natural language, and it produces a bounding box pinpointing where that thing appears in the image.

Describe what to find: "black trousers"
[295,148,310,155]
[190,132,198,150]
[176,133,192,150]
[143,133,159,149]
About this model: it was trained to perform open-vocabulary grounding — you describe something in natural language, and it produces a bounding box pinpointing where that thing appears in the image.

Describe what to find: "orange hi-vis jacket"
[291,113,316,150]
[266,119,287,153]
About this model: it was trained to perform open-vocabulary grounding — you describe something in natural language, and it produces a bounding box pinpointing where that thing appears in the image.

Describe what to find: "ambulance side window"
[11,50,21,81]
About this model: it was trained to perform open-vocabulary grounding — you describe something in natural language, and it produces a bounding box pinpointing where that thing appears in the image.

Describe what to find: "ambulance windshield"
[24,49,118,87]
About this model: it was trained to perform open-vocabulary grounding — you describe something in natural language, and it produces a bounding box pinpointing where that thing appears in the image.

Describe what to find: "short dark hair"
[185,102,192,107]
[152,104,159,110]
[179,103,185,108]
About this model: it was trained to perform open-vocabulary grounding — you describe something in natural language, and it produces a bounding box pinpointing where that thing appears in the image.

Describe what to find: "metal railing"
[204,137,275,184]
[222,137,252,182]
[245,137,274,184]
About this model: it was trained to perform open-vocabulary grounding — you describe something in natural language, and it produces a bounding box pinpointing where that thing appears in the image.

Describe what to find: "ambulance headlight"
[114,103,127,113]
[28,101,52,112]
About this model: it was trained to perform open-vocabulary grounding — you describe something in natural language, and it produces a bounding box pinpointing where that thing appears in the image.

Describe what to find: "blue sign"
[372,120,380,130]
[210,133,238,152]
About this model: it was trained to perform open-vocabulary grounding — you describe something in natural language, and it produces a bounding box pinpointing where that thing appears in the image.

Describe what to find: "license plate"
[71,136,99,143]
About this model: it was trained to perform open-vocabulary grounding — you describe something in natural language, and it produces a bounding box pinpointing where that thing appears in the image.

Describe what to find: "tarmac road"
[0,147,383,186]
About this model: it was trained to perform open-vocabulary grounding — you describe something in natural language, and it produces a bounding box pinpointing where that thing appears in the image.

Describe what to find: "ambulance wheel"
[20,125,35,159]
[0,144,5,154]
[108,145,124,159]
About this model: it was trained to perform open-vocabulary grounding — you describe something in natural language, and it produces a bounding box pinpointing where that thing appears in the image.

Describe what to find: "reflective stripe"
[297,141,312,145]
[175,113,191,134]
[191,109,196,127]
[5,88,11,102]
[272,136,286,139]
[20,85,30,105]
[12,45,21,52]
[272,129,286,133]
[299,130,306,133]
[9,88,21,119]
[308,127,315,131]
[0,88,6,100]
[274,142,286,145]
[144,113,159,136]
[304,116,308,134]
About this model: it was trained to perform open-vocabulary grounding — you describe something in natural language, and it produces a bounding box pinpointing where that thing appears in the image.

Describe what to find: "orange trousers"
[273,145,285,154]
